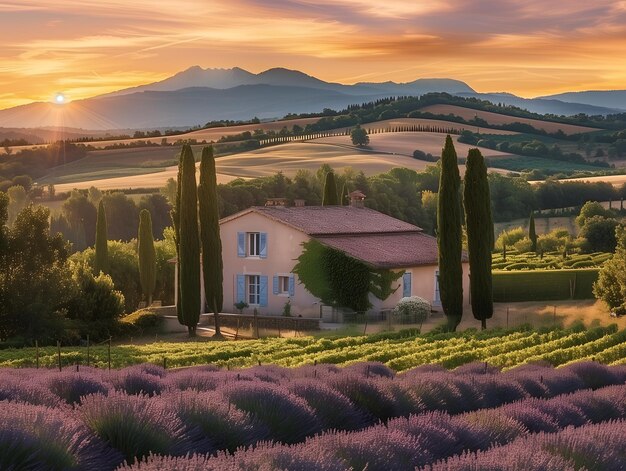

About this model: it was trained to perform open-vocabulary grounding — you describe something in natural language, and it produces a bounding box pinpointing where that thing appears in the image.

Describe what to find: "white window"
[278,275,290,295]
[248,232,260,257]
[248,275,260,305]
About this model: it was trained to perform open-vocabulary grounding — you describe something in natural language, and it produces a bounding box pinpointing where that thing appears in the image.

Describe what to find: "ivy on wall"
[293,240,402,312]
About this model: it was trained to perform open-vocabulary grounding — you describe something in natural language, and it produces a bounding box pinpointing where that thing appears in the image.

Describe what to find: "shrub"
[121,309,163,332]
[495,227,526,251]
[393,296,430,323]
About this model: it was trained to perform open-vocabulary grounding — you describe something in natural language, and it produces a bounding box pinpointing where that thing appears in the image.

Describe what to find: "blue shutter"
[260,276,268,307]
[402,272,412,298]
[237,232,245,257]
[288,274,295,297]
[259,232,267,258]
[273,275,279,295]
[236,274,245,303]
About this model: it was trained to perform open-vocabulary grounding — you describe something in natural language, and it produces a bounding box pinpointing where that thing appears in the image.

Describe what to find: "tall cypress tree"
[178,144,201,336]
[94,199,109,274]
[322,171,339,206]
[198,146,224,338]
[340,182,349,206]
[529,212,537,252]
[437,135,463,331]
[464,148,493,330]
[138,209,156,305]
[171,154,183,323]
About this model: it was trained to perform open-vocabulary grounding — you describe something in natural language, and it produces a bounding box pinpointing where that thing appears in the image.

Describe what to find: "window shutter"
[273,275,279,295]
[260,276,268,307]
[236,274,245,303]
[259,232,268,258]
[288,274,295,297]
[402,272,412,298]
[237,232,245,257]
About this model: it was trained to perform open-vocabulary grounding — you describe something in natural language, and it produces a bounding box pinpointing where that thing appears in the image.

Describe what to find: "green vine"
[293,240,402,312]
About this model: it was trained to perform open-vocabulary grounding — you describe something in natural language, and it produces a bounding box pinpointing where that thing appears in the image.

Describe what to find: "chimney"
[294,199,306,207]
[349,190,366,208]
[265,198,288,207]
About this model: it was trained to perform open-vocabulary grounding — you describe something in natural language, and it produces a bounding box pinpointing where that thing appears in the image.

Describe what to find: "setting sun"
[55,93,66,104]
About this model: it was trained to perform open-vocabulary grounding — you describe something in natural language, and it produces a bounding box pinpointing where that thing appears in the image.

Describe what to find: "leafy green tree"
[350,125,370,147]
[62,190,97,248]
[528,212,537,252]
[171,155,183,323]
[160,177,177,206]
[94,200,109,274]
[102,192,139,241]
[178,145,201,335]
[138,209,156,305]
[198,146,224,337]
[322,170,339,206]
[579,216,620,253]
[437,135,463,331]
[138,194,171,240]
[463,148,493,329]
[594,226,626,313]
[6,185,28,226]
[576,201,614,228]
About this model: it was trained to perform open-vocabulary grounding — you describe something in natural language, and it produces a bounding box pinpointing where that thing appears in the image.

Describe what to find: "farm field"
[420,104,600,134]
[1,354,625,470]
[312,132,515,159]
[2,324,625,370]
[552,173,626,187]
[46,132,514,192]
[495,215,578,238]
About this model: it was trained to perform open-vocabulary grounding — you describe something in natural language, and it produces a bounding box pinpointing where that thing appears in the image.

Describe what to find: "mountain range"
[1,66,625,131]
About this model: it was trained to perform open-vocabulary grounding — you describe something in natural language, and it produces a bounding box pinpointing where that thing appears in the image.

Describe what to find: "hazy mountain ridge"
[539,90,626,111]
[1,66,624,130]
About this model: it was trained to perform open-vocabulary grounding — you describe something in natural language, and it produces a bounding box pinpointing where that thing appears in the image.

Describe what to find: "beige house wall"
[178,210,472,319]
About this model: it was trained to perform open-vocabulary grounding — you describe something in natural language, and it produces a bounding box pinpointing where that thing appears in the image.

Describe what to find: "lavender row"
[121,384,626,471]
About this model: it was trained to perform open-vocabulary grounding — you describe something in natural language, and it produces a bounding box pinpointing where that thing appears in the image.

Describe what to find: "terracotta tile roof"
[233,205,422,236]
[315,232,438,269]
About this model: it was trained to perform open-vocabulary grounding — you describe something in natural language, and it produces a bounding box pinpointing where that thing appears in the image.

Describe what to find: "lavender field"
[1,360,625,470]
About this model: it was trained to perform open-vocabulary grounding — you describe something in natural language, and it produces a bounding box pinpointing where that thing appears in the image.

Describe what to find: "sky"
[1,0,626,110]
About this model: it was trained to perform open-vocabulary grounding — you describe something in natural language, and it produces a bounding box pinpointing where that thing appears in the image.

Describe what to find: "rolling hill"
[539,90,626,111]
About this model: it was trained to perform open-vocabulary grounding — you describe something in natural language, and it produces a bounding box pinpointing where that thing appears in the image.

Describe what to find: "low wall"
[203,312,320,332]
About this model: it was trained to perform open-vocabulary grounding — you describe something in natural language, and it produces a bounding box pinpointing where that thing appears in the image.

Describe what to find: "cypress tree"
[198,146,224,338]
[340,182,349,206]
[464,148,493,330]
[138,209,156,305]
[171,154,183,323]
[529,212,537,252]
[322,171,339,206]
[437,135,463,331]
[94,199,109,274]
[178,144,201,336]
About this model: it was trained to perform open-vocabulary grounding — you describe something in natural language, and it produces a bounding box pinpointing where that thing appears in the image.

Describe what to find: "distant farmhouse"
[173,193,470,318]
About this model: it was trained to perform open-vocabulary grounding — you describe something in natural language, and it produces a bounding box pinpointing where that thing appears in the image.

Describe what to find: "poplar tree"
[322,171,338,206]
[464,148,493,329]
[198,146,224,338]
[529,212,538,252]
[178,145,201,335]
[437,135,463,331]
[138,209,156,305]
[94,199,109,274]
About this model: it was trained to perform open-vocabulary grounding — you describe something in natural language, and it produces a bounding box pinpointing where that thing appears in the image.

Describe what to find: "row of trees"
[173,145,223,337]
[438,136,494,331]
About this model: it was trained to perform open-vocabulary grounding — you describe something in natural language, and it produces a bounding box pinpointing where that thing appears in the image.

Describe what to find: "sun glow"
[55,93,66,104]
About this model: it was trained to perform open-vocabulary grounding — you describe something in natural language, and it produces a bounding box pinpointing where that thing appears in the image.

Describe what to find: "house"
[175,193,471,318]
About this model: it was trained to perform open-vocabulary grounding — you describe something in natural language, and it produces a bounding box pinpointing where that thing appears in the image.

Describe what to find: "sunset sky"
[2,0,626,110]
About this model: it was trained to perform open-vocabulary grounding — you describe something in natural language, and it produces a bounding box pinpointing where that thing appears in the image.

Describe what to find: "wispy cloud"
[1,0,626,109]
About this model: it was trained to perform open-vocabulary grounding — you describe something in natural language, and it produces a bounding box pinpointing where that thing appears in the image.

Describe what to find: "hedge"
[492,268,599,302]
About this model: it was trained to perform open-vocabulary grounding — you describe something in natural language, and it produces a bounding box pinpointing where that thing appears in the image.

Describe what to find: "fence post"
[35,340,39,369]
[363,316,368,335]
[506,307,509,329]
[86,335,90,367]
[107,337,112,371]
[57,341,62,372]
[163,357,167,370]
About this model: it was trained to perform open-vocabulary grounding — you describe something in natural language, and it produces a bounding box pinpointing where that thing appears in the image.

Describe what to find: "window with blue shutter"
[273,275,279,295]
[236,274,245,302]
[288,274,295,297]
[259,232,267,258]
[402,272,412,298]
[259,276,268,307]
[237,232,245,257]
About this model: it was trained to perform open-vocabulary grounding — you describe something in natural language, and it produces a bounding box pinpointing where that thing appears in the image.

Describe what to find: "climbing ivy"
[293,240,402,312]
